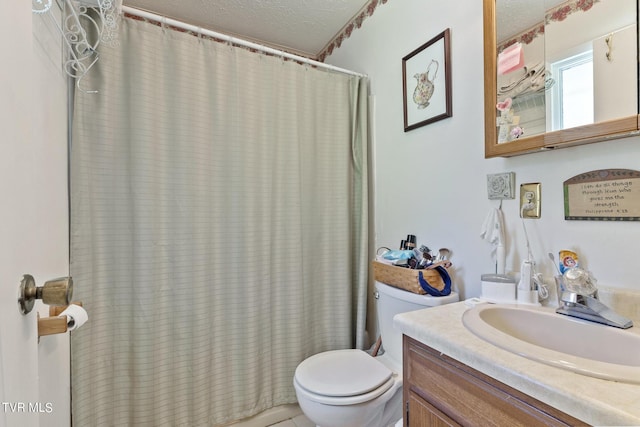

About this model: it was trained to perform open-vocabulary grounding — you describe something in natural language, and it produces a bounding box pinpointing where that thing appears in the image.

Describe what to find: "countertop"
[394,301,640,426]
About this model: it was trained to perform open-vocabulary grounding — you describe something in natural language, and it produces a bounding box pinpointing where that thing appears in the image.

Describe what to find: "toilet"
[293,281,459,427]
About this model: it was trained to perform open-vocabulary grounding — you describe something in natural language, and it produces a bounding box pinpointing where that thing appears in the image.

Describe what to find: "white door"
[0,2,70,427]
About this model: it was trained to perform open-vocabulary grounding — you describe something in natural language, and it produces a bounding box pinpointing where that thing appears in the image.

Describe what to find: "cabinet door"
[408,392,460,427]
[403,336,587,427]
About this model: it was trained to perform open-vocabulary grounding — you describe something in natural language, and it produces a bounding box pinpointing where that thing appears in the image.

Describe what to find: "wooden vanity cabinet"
[402,335,587,427]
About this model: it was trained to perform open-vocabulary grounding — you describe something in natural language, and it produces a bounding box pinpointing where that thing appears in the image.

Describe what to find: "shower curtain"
[70,16,369,426]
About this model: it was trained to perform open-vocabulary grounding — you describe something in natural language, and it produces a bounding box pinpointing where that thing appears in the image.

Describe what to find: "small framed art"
[402,28,452,132]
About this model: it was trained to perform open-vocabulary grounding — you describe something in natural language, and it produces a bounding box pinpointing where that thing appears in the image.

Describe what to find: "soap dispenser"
[517,259,539,305]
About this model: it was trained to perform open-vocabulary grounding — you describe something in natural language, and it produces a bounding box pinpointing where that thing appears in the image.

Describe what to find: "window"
[548,51,594,130]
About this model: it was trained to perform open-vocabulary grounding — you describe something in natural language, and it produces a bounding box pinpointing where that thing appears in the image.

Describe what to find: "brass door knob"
[18,274,73,314]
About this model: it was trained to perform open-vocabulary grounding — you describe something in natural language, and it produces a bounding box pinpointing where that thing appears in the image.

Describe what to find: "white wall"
[327,0,640,307]
[545,0,635,62]
[0,2,69,426]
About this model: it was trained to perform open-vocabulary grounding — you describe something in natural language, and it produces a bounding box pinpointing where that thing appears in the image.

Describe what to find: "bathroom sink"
[462,304,640,384]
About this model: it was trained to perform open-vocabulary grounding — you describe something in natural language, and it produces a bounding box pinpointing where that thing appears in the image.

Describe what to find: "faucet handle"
[560,291,579,306]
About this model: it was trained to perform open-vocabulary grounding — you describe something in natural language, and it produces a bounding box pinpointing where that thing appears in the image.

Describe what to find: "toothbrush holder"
[554,275,566,306]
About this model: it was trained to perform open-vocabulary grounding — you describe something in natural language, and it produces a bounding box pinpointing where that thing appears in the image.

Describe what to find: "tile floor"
[269,414,314,427]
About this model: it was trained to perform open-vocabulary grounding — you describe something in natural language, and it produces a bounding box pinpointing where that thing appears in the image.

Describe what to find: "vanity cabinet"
[402,335,586,427]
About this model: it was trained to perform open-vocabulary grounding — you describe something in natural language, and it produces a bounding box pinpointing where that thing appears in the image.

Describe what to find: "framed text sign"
[564,169,640,221]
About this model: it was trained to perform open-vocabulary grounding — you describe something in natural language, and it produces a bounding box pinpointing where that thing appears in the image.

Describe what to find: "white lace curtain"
[70,16,369,426]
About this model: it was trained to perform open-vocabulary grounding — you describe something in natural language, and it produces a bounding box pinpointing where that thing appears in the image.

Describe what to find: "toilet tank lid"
[294,349,392,397]
[375,281,459,306]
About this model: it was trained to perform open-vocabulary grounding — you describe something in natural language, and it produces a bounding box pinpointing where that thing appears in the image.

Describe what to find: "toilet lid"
[295,349,393,397]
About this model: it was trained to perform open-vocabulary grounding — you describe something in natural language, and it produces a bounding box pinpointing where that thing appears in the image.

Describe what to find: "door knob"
[18,274,73,314]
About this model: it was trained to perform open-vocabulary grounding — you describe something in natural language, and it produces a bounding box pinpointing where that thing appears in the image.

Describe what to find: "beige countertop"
[394,301,640,427]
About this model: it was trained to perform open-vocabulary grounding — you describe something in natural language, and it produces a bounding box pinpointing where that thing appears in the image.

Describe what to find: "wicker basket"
[372,260,449,295]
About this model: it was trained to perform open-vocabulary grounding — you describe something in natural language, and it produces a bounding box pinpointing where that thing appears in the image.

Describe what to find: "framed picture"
[402,29,452,132]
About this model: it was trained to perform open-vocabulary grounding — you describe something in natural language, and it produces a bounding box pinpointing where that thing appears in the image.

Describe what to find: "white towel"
[480,208,506,274]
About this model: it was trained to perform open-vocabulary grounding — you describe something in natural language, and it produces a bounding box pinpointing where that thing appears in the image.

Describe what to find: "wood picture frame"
[563,169,640,221]
[402,29,452,132]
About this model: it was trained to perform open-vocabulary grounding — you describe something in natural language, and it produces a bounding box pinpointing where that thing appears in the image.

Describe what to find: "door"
[0,2,70,426]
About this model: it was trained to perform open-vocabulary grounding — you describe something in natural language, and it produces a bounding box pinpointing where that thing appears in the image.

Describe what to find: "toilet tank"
[374,281,458,365]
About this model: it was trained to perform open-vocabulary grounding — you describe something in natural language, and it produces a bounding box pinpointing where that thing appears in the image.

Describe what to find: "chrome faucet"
[556,291,633,329]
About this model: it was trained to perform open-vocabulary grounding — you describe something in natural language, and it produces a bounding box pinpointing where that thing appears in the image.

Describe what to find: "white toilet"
[293,281,459,427]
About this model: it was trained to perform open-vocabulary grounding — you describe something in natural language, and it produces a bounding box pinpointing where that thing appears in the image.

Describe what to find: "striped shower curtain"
[70,16,369,426]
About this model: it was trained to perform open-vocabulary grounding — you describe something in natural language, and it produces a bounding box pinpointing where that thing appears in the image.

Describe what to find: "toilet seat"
[294,349,397,406]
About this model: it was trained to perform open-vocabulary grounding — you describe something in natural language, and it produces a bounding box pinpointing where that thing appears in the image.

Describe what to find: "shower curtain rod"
[121,6,367,78]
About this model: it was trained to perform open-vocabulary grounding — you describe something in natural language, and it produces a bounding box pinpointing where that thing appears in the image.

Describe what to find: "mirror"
[484,0,640,157]
[496,0,546,143]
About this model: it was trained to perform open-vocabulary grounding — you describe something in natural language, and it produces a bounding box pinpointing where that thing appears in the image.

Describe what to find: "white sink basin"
[462,304,640,383]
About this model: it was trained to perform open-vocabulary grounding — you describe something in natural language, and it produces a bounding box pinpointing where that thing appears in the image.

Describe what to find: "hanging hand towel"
[480,208,506,274]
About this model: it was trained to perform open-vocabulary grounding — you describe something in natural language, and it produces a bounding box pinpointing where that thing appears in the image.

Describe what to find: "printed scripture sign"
[564,169,640,221]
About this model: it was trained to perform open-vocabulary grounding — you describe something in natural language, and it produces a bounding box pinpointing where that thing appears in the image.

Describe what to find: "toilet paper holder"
[38,302,84,339]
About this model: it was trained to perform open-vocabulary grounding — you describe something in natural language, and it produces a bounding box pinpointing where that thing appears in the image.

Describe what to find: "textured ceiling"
[122,0,371,59]
[497,0,567,42]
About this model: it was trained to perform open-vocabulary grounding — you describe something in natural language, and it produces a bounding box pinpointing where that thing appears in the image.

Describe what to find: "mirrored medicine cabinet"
[484,0,640,157]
